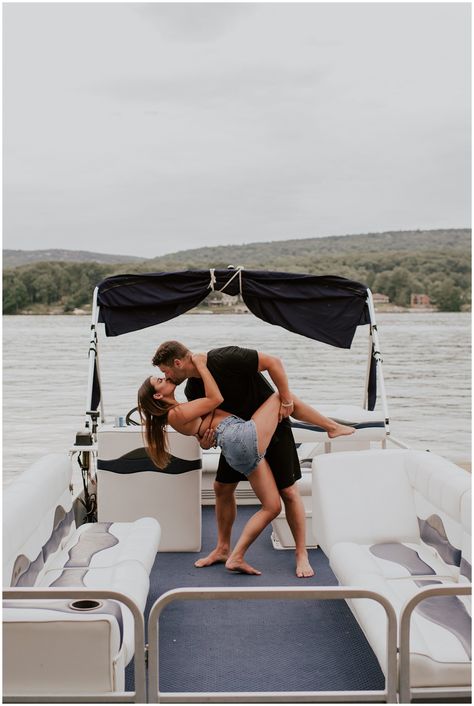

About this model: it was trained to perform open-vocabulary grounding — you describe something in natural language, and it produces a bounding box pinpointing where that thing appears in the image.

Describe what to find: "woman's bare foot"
[327,422,355,439]
[225,557,261,575]
[296,553,314,578]
[194,548,229,568]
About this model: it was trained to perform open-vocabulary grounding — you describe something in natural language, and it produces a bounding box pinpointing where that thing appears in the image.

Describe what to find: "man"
[152,340,314,578]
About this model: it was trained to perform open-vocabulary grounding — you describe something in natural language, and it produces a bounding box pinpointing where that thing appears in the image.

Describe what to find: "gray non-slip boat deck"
[126,505,385,695]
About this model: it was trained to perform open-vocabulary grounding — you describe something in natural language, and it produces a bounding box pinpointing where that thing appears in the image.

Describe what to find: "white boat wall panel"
[312,449,471,689]
[3,613,125,695]
[97,425,202,551]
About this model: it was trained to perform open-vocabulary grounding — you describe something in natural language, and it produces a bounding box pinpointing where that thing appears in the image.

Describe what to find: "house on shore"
[372,292,390,304]
[410,293,431,308]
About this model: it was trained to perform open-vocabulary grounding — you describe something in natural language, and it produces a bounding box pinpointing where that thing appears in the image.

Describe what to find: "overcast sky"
[3,2,471,259]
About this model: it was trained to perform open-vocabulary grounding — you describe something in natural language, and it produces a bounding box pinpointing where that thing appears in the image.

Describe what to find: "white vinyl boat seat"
[270,408,386,552]
[3,454,161,696]
[313,449,471,691]
[97,424,202,551]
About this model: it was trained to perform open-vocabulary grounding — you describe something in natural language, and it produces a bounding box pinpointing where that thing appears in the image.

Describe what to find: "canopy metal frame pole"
[365,289,390,429]
[362,323,374,410]
[147,586,398,703]
[85,286,104,427]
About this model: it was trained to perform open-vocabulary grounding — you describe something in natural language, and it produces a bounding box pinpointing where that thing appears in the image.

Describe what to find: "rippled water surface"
[3,312,470,484]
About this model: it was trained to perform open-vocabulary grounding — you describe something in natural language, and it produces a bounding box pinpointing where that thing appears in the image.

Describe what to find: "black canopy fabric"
[90,269,378,412]
[97,269,370,349]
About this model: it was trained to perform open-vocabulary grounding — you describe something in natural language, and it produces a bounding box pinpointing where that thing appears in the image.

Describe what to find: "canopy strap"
[208,268,217,291]
[208,266,243,295]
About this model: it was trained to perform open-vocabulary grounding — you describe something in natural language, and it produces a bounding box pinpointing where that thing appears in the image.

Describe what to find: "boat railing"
[147,585,398,704]
[2,587,146,704]
[399,583,472,704]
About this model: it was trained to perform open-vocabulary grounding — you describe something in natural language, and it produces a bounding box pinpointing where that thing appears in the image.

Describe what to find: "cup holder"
[69,599,102,611]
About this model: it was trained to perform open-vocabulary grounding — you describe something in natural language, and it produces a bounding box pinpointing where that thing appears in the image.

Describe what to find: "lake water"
[3,312,471,484]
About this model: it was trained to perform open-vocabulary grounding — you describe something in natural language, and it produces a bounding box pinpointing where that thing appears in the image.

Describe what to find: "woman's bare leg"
[225,458,281,575]
[250,392,354,454]
[251,393,282,454]
[291,395,355,437]
[194,481,237,568]
[245,392,351,578]
[238,392,351,579]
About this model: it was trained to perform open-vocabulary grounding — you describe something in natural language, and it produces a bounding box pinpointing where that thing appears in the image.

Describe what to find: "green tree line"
[3,262,111,314]
[3,243,471,314]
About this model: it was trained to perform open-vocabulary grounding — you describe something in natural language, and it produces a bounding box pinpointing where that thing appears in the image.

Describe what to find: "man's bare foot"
[225,557,261,575]
[194,548,229,568]
[327,422,355,439]
[296,555,314,578]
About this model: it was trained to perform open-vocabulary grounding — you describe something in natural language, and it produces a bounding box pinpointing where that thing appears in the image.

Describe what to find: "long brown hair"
[137,377,173,469]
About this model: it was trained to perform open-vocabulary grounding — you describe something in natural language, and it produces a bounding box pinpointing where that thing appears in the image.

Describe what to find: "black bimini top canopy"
[97,269,370,350]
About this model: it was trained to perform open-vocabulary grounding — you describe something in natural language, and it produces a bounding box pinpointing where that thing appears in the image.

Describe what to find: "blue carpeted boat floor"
[126,505,385,694]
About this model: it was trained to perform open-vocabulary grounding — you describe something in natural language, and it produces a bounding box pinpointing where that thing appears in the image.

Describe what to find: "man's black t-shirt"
[185,346,276,420]
[185,346,300,489]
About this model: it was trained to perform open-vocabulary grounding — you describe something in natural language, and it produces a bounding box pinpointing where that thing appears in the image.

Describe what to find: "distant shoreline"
[4,305,470,316]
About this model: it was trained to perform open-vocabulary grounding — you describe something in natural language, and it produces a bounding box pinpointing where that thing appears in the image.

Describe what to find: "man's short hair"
[152,340,190,367]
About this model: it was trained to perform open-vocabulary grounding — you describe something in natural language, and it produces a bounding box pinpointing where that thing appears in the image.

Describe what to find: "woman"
[138,353,354,575]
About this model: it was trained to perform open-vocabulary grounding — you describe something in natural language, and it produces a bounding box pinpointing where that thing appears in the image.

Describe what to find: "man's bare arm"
[257,352,294,419]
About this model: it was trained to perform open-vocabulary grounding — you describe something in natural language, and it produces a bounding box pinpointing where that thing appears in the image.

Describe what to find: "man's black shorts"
[215,422,301,490]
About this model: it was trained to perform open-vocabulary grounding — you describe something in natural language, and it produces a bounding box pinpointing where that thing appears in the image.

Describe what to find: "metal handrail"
[147,585,398,703]
[399,583,472,704]
[3,587,146,703]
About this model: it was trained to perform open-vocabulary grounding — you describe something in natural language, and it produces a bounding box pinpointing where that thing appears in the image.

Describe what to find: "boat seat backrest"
[313,449,471,571]
[312,449,420,554]
[3,455,75,588]
[406,451,470,576]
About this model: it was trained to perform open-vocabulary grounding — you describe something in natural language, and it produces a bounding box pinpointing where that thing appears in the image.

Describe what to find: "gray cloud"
[94,64,329,109]
[133,3,255,43]
[3,2,470,258]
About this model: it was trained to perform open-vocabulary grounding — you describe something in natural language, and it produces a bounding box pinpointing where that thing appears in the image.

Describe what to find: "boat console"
[97,424,202,551]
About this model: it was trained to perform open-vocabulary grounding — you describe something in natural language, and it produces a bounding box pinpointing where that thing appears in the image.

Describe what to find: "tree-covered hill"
[3,229,471,313]
[3,248,143,269]
[144,228,470,270]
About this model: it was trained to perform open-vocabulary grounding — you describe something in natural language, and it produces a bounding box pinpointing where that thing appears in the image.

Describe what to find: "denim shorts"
[215,415,265,477]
